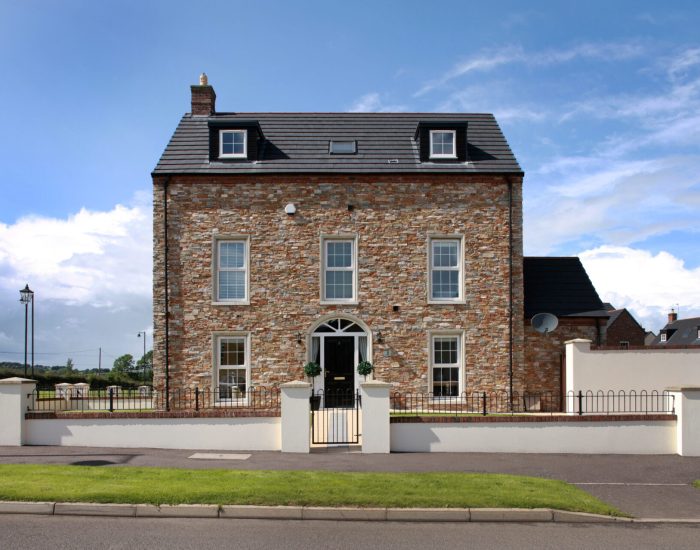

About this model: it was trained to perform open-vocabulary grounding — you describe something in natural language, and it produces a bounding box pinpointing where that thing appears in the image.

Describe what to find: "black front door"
[323,336,355,407]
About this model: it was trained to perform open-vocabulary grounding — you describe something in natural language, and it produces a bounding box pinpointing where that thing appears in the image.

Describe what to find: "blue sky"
[0,0,699,368]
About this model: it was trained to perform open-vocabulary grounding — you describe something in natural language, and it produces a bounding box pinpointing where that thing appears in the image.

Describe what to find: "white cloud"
[526,155,700,253]
[0,196,152,306]
[348,92,407,113]
[415,41,644,96]
[580,246,700,332]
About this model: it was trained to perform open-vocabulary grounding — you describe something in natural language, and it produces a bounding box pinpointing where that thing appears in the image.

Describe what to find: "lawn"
[0,464,622,515]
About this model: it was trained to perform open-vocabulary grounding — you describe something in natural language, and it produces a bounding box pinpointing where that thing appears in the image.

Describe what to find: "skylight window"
[329,140,356,154]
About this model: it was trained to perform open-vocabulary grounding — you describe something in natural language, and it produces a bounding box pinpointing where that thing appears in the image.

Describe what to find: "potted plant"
[357,360,374,381]
[304,361,322,410]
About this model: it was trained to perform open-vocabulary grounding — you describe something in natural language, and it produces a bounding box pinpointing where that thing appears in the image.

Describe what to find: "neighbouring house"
[522,257,609,398]
[645,331,657,345]
[150,76,611,407]
[652,310,700,346]
[603,303,647,348]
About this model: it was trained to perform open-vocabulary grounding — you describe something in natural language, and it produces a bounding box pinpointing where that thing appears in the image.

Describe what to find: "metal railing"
[390,390,675,416]
[30,386,280,413]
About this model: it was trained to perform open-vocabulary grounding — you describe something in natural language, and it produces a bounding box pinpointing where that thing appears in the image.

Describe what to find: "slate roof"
[523,257,608,319]
[651,317,700,345]
[153,112,522,175]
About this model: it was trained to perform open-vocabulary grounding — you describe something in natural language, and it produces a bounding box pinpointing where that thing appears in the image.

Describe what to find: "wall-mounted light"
[376,330,383,344]
[296,332,302,344]
[285,203,296,215]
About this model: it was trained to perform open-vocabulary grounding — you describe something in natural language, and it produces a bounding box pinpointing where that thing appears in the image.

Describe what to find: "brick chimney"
[668,309,678,324]
[191,73,216,116]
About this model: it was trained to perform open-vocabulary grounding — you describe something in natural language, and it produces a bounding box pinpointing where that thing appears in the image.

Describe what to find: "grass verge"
[693,480,699,489]
[0,464,622,516]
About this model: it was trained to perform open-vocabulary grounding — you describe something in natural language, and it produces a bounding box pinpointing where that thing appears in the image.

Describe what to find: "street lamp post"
[137,331,147,382]
[19,285,34,378]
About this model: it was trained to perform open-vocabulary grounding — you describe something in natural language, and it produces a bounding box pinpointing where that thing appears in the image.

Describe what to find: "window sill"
[218,154,247,160]
[429,155,457,160]
[427,299,466,305]
[211,300,250,306]
[320,300,359,306]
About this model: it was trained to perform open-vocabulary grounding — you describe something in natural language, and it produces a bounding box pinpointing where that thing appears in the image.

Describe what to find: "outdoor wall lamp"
[376,330,383,344]
[285,203,296,215]
[296,332,303,344]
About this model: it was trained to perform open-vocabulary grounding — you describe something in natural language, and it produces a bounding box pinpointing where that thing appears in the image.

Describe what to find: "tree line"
[0,350,153,389]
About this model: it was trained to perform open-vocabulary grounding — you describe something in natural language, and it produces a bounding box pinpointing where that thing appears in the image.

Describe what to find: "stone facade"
[523,318,602,399]
[152,173,525,397]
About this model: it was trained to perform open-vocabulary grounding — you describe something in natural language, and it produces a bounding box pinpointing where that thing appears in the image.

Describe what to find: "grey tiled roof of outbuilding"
[153,112,522,175]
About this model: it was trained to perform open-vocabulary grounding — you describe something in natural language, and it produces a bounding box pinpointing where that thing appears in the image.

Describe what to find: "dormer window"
[329,140,356,154]
[219,130,247,158]
[430,130,456,159]
[660,332,667,343]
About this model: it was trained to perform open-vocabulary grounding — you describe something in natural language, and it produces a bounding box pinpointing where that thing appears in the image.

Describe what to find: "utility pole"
[98,347,102,376]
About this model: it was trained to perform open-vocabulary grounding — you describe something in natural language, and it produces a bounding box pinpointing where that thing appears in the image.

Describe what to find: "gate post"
[0,377,37,446]
[281,381,311,453]
[668,387,700,456]
[360,381,391,454]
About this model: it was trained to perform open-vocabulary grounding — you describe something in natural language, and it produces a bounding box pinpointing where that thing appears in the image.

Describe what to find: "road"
[0,516,699,550]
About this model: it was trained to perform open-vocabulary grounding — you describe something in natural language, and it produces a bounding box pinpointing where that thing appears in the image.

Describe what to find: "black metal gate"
[310,389,361,444]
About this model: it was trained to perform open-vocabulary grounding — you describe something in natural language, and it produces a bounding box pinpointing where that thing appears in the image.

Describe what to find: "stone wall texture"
[152,174,525,398]
[523,319,602,400]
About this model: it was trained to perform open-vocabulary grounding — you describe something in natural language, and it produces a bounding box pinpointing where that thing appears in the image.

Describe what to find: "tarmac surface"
[1,445,699,519]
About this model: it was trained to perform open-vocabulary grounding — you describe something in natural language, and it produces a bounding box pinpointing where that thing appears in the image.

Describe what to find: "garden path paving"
[1,446,699,519]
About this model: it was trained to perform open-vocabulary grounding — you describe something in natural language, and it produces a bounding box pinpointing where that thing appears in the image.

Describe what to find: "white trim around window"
[428,331,464,397]
[212,332,251,403]
[427,235,465,304]
[219,129,247,158]
[429,129,457,159]
[320,234,358,304]
[212,235,250,305]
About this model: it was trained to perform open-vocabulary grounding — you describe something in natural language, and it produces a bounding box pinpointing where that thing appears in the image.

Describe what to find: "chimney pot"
[668,310,678,324]
[191,74,216,116]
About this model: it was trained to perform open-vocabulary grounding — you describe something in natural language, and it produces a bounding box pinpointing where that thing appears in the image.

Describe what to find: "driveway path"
[1,446,699,518]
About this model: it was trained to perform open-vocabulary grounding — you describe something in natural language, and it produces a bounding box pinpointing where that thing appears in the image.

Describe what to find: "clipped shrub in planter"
[303,362,321,378]
[304,362,322,409]
[357,360,373,380]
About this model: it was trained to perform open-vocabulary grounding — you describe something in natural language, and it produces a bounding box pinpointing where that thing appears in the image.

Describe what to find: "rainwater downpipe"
[507,177,514,410]
[163,177,171,411]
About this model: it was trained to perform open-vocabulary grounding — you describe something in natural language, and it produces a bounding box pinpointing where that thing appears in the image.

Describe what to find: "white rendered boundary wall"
[25,417,281,451]
[566,339,700,394]
[390,420,676,454]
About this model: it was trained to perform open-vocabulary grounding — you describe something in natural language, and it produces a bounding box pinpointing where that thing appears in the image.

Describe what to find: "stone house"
[152,76,526,402]
[152,76,604,406]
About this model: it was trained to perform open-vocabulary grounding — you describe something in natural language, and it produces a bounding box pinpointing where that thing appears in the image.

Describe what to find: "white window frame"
[212,236,250,305]
[212,332,251,404]
[427,235,465,304]
[320,235,358,304]
[429,129,457,159]
[428,331,464,398]
[219,129,247,159]
[660,333,667,343]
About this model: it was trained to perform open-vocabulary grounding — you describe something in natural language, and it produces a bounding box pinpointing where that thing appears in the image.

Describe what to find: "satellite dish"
[531,313,559,335]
